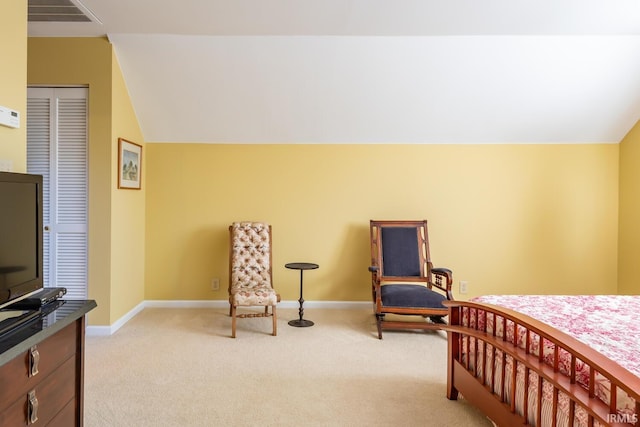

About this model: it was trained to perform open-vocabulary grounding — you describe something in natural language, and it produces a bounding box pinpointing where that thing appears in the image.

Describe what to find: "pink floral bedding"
[465,295,639,424]
[472,295,640,378]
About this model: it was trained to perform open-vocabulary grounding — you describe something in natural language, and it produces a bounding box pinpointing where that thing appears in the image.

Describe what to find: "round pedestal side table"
[285,262,319,327]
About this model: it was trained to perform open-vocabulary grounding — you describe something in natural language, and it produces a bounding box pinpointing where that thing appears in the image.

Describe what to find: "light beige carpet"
[84,307,492,426]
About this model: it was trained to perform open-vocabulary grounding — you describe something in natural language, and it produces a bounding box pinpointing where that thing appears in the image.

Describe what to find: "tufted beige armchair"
[228,222,280,338]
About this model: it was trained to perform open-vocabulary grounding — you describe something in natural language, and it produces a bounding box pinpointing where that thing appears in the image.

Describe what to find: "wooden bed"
[443,296,640,427]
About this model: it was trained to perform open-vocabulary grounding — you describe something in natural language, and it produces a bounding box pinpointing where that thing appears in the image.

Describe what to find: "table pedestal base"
[288,319,314,327]
[285,262,319,329]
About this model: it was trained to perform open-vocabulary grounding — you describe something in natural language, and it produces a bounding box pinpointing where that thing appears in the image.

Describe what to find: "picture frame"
[118,138,142,189]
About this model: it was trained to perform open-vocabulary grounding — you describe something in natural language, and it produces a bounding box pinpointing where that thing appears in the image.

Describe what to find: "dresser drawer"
[0,321,78,408]
[0,354,77,427]
[48,397,78,427]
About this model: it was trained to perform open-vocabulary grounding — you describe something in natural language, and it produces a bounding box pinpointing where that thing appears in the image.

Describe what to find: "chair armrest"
[369,266,380,287]
[431,267,454,300]
[432,267,452,283]
[368,266,382,309]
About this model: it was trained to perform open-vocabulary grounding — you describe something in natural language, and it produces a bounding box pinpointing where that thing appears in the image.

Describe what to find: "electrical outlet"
[0,159,13,172]
[211,278,220,291]
[459,281,468,294]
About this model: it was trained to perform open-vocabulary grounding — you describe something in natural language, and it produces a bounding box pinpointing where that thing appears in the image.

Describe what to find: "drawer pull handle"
[28,390,39,424]
[29,346,40,377]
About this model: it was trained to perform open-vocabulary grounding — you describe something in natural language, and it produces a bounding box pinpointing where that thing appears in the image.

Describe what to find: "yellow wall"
[618,120,640,294]
[15,31,633,328]
[110,51,146,319]
[145,143,619,302]
[28,38,146,326]
[0,0,27,171]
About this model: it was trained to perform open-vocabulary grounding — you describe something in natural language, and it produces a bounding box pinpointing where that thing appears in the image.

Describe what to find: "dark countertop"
[0,299,97,367]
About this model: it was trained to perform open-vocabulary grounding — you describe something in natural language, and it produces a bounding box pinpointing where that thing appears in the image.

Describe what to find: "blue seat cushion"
[381,284,447,309]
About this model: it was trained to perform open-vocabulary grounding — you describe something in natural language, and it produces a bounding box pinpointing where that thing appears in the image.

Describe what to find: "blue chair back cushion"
[381,227,420,277]
[381,284,447,309]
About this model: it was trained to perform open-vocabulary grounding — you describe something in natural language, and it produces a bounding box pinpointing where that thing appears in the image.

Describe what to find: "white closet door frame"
[27,87,88,299]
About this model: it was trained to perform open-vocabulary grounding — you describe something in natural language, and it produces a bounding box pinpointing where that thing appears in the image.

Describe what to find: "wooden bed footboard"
[443,301,640,427]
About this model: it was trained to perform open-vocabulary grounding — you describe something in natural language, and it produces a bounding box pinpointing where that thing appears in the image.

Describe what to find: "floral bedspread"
[465,295,640,424]
[471,295,640,378]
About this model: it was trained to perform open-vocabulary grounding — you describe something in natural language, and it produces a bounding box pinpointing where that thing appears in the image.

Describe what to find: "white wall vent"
[28,0,92,22]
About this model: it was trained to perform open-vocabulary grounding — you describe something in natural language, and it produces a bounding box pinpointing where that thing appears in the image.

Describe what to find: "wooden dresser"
[0,300,96,427]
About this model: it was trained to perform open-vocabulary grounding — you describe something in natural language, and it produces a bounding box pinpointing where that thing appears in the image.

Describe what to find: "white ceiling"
[28,0,640,144]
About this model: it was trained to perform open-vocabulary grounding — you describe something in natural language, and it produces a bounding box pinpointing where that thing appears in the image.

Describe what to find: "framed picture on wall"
[118,138,142,189]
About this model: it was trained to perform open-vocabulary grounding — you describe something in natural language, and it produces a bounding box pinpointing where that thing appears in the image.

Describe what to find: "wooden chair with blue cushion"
[369,220,453,339]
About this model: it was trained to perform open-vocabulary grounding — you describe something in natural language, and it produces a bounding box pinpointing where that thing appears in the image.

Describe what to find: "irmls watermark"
[606,413,638,424]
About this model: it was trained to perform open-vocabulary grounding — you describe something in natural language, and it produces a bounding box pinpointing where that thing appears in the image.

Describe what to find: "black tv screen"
[0,172,43,309]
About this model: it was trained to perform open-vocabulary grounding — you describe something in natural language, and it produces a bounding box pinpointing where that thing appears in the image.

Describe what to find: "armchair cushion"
[381,227,421,276]
[232,285,278,306]
[381,284,447,309]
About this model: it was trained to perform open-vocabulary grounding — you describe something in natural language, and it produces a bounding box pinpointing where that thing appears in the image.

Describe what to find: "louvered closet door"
[27,87,88,299]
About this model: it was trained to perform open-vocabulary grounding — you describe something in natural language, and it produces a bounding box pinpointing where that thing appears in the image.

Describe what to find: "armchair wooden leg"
[376,314,384,339]
[272,305,277,336]
[231,305,237,338]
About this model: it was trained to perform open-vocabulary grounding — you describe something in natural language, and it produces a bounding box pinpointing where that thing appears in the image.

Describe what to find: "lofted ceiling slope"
[27,0,640,144]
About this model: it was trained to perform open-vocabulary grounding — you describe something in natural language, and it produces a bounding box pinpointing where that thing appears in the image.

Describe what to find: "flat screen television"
[0,171,44,310]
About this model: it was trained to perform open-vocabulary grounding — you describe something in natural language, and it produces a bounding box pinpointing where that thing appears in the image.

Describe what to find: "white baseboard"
[145,299,369,310]
[86,300,369,336]
[86,300,146,336]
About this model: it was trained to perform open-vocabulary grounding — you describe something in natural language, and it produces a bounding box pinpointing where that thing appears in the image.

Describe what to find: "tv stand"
[0,300,96,426]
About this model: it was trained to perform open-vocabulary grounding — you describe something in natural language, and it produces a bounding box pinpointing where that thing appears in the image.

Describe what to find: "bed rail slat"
[536,375,543,426]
